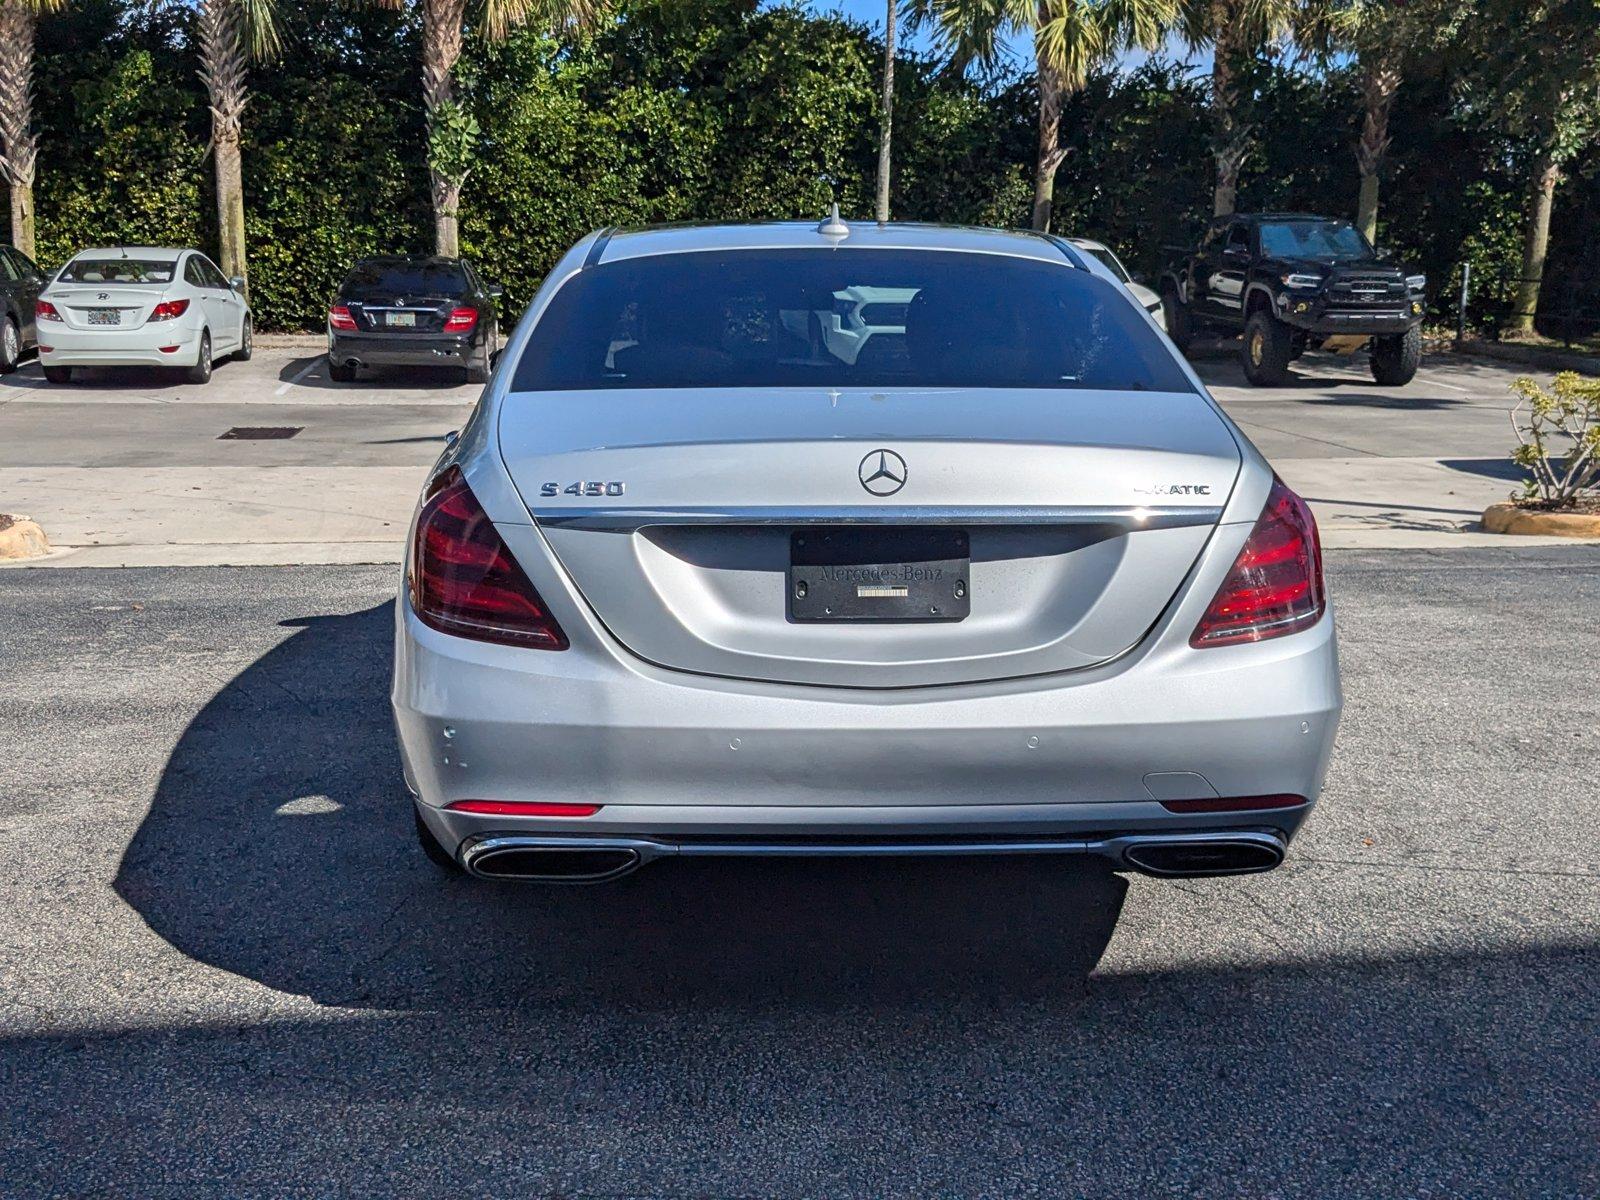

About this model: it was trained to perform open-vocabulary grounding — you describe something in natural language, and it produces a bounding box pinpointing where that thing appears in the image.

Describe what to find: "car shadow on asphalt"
[278,354,473,391]
[112,601,1127,1012]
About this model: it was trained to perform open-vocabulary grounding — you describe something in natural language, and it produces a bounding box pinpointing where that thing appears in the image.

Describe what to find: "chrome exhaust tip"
[461,837,644,883]
[1118,833,1285,878]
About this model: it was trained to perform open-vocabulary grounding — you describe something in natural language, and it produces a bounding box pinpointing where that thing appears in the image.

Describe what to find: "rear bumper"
[395,586,1342,854]
[329,332,473,367]
[39,325,200,366]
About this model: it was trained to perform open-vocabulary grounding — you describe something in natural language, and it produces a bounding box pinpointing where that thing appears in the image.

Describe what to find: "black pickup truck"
[1159,213,1427,387]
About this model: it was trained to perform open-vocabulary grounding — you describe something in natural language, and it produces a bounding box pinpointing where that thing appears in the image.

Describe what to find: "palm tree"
[379,0,605,257]
[876,0,897,223]
[197,0,280,293]
[0,0,62,259]
[1183,0,1298,217]
[918,0,1176,233]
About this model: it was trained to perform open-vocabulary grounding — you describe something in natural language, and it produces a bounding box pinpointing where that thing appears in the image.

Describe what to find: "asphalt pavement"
[2,551,1597,1197]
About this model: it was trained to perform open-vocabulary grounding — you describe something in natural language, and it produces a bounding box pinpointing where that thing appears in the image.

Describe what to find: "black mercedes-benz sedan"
[327,255,500,383]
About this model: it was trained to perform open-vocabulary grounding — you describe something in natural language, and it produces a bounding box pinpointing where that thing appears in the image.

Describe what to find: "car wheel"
[1162,287,1194,352]
[235,315,253,362]
[42,364,72,384]
[328,359,357,383]
[0,318,19,375]
[414,807,462,873]
[1370,324,1422,386]
[185,331,213,385]
[1242,310,1291,386]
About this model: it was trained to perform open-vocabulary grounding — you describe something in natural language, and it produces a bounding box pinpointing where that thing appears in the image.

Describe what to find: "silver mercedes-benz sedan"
[394,218,1341,884]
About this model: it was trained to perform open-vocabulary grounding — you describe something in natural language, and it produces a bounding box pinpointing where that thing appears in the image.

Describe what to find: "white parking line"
[274,357,324,396]
[1419,375,1470,393]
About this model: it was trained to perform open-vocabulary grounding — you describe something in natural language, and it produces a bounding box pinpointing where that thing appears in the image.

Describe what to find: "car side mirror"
[1223,247,1247,260]
[488,283,504,298]
[229,275,246,291]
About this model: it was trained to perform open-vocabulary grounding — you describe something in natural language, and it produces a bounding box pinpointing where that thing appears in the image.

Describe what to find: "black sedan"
[327,256,500,384]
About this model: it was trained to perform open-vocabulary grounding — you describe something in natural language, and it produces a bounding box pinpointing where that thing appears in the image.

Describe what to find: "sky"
[797,0,1214,76]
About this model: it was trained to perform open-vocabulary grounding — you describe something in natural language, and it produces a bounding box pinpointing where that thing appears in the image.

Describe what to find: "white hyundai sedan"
[37,246,252,384]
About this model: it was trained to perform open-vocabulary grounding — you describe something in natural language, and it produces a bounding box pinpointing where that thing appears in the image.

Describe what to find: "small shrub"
[1508,372,1600,506]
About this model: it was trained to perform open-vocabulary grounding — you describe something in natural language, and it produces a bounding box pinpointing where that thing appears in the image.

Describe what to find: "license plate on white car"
[87,309,121,326]
[387,312,416,327]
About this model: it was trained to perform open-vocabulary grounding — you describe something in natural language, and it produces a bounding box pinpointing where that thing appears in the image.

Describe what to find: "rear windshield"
[342,262,467,294]
[59,258,175,284]
[512,249,1192,393]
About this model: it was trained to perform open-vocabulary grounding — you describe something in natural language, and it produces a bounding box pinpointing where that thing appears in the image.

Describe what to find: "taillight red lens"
[148,298,190,321]
[443,306,478,333]
[36,300,61,321]
[1191,477,1325,648]
[329,305,357,331]
[410,467,567,649]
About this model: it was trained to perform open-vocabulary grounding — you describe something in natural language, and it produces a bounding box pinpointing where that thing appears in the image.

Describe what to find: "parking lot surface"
[2,549,1596,1197]
[0,341,1586,567]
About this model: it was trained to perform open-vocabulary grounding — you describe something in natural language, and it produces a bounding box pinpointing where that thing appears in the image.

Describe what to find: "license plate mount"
[788,528,970,623]
[387,311,416,328]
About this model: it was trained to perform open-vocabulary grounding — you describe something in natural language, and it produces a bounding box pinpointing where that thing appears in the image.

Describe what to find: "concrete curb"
[1482,502,1600,538]
[1457,339,1600,377]
[0,514,50,559]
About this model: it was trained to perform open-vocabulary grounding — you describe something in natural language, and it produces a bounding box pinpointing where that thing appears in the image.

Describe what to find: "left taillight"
[148,298,190,321]
[36,300,61,321]
[328,305,357,331]
[409,467,567,650]
[1191,477,1325,648]
[443,306,478,333]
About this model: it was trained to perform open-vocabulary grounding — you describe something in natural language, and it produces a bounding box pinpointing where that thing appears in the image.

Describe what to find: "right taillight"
[329,305,357,331]
[1191,477,1325,648]
[148,298,190,321]
[409,467,567,649]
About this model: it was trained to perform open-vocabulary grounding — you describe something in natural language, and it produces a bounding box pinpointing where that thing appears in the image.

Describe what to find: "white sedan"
[1069,238,1166,331]
[37,246,252,384]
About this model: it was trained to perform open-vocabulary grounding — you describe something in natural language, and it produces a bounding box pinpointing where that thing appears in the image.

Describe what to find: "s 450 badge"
[540,481,626,497]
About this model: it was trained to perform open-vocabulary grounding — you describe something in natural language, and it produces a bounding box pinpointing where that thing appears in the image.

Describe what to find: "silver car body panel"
[394,221,1339,868]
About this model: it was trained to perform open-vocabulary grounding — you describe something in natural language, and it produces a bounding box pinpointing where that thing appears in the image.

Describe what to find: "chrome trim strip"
[456,830,1287,880]
[531,504,1223,533]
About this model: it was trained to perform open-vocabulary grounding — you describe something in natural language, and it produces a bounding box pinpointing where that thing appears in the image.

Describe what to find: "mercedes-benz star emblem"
[858,449,907,497]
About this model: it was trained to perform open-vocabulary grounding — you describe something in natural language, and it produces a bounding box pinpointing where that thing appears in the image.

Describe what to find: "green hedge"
[29,0,1599,332]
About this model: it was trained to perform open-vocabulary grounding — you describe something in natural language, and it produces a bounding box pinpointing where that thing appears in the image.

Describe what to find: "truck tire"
[1162,286,1194,352]
[1370,325,1422,386]
[1242,310,1291,386]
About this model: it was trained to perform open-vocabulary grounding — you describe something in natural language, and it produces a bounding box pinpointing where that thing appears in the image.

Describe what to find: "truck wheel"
[1242,310,1291,386]
[1162,287,1194,352]
[1370,325,1422,386]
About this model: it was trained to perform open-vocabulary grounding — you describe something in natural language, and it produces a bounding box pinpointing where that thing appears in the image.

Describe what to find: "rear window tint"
[512,249,1192,394]
[343,262,467,294]
[59,258,175,284]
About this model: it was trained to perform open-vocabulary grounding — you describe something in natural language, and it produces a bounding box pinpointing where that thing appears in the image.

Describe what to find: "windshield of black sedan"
[58,258,175,283]
[1258,221,1372,260]
[512,249,1193,393]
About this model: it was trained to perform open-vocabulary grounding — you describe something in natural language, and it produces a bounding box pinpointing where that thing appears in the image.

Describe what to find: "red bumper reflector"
[445,800,601,817]
[1160,794,1308,814]
[158,345,181,353]
[38,346,53,353]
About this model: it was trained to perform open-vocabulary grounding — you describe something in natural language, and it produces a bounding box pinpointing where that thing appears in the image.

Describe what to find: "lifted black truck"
[1159,213,1427,387]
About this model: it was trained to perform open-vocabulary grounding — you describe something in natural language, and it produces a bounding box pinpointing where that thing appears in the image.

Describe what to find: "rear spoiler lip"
[529,503,1224,534]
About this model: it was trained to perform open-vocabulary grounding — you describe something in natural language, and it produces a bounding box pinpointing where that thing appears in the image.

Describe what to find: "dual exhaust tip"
[459,832,1285,884]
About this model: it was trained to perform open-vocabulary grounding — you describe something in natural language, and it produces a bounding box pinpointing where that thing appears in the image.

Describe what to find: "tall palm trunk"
[198,0,249,289]
[875,0,895,223]
[1208,0,1246,217]
[1030,16,1067,234]
[1354,45,1399,245]
[0,0,39,258]
[1506,150,1559,337]
[423,0,468,256]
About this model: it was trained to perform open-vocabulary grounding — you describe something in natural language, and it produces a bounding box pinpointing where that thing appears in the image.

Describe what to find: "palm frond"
[475,0,608,44]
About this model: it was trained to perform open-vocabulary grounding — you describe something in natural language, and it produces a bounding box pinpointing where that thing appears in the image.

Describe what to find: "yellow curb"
[1482,502,1600,538]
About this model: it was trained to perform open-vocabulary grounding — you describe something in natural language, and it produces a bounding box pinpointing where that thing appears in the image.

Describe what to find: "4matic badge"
[1133,483,1212,496]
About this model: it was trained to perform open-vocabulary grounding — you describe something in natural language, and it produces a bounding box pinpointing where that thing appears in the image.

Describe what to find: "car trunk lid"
[498,386,1240,687]
[47,286,171,331]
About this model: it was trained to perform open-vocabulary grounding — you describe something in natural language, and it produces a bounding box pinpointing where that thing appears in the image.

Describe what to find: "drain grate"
[219,426,303,440]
